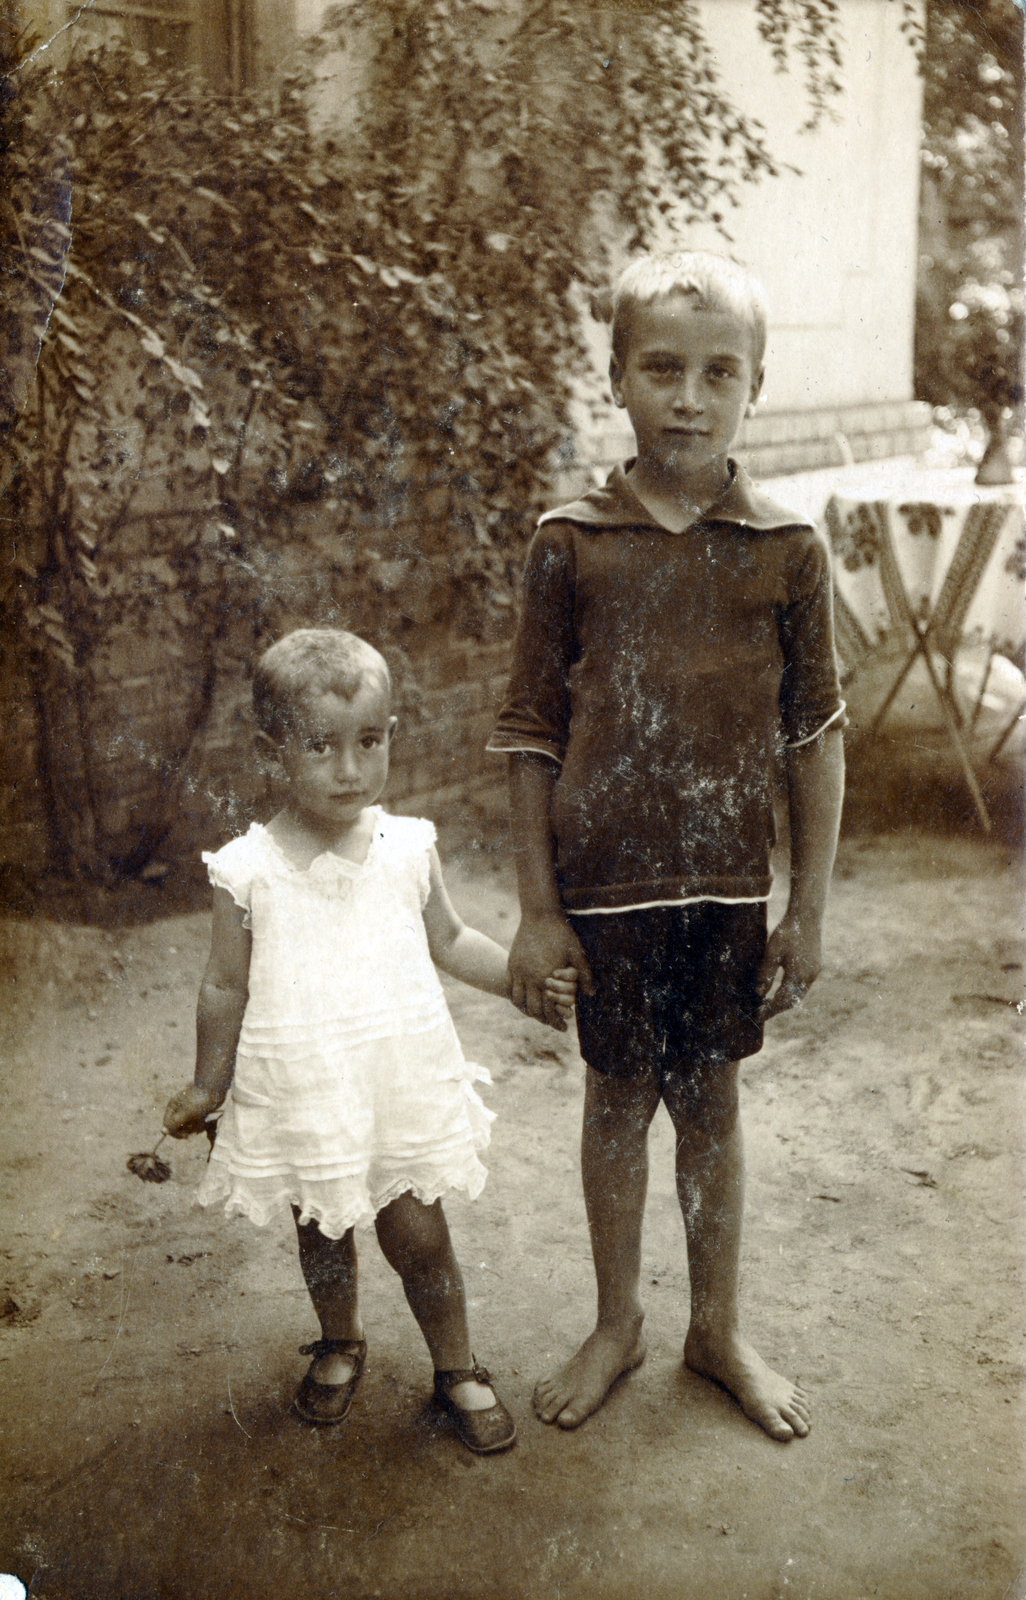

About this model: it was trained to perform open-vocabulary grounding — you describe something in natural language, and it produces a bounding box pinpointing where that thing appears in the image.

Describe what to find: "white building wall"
[568,0,927,475]
[694,0,923,413]
[299,0,929,476]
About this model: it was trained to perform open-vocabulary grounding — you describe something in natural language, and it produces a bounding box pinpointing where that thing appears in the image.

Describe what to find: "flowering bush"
[914,0,1024,467]
[1,1,843,875]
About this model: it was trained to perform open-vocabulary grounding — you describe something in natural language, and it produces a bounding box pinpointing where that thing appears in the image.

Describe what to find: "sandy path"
[0,826,1023,1600]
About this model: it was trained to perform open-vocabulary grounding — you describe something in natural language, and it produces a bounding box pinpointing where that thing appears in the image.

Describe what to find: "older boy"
[488,252,845,1441]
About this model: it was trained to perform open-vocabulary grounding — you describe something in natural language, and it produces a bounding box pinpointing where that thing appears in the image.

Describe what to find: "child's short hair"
[254,628,391,741]
[611,251,768,368]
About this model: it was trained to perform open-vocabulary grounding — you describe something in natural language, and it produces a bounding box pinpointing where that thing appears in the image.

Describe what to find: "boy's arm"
[164,888,250,1136]
[757,726,844,1019]
[507,753,595,1022]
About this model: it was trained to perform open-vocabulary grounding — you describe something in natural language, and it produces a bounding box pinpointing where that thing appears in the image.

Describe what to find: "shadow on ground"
[1,680,1023,1600]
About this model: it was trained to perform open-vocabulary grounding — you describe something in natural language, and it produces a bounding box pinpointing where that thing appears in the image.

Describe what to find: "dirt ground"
[1,722,1024,1600]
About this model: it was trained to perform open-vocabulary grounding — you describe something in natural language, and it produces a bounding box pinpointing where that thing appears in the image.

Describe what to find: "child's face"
[275,677,396,835]
[610,293,763,483]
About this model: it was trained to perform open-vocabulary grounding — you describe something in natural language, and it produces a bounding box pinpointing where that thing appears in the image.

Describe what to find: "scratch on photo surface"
[282,1514,355,1533]
[2,1,100,77]
[90,1243,139,1390]
[226,1360,252,1437]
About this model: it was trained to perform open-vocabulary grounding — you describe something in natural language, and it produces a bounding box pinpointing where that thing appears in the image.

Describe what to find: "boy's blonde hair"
[611,251,768,368]
[254,628,391,741]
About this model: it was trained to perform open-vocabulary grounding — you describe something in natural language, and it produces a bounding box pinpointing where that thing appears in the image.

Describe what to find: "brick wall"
[0,395,936,882]
[735,401,935,479]
[0,614,49,877]
[569,400,934,498]
[162,634,515,864]
[0,622,516,881]
[0,525,518,880]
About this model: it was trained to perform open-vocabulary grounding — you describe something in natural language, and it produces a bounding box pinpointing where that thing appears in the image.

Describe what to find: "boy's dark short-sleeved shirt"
[487,460,845,913]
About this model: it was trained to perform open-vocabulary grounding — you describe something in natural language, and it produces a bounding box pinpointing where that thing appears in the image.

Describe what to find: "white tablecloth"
[822,474,1024,667]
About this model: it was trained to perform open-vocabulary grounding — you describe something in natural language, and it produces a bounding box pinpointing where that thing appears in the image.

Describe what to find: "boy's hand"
[163,1084,224,1139]
[756,913,823,1021]
[509,911,595,1024]
[541,966,578,1032]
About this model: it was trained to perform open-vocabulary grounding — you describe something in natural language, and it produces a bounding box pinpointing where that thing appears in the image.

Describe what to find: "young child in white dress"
[163,628,575,1453]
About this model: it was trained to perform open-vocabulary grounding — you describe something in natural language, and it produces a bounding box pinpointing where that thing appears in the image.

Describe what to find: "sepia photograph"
[1,2,1023,1596]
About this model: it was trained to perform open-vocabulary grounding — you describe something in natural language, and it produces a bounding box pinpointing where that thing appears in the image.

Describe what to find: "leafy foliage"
[914,0,1024,433]
[1,0,844,875]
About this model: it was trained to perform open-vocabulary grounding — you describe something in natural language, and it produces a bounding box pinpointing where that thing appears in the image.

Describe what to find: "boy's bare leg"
[664,1063,811,1441]
[534,1065,659,1428]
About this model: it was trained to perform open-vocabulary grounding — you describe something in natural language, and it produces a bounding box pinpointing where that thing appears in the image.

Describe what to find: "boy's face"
[610,293,764,483]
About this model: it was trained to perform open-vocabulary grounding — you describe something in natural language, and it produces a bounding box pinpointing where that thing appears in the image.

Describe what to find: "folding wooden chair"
[824,494,1022,832]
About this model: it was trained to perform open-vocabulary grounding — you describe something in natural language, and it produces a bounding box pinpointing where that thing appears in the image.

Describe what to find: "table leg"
[988,698,1026,765]
[870,646,920,736]
[917,643,992,831]
[967,646,997,735]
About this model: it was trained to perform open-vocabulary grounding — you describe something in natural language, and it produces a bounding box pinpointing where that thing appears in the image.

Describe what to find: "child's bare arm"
[757,726,844,1019]
[423,848,511,998]
[507,753,595,1022]
[164,888,250,1137]
[423,848,577,1031]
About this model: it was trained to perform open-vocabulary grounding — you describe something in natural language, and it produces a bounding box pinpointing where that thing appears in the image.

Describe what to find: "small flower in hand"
[127,1133,172,1184]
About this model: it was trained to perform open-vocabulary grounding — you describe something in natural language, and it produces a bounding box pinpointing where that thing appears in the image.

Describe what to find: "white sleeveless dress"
[194,810,494,1238]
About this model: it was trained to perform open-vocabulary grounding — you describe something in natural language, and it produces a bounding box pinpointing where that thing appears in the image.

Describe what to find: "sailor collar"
[538,460,813,536]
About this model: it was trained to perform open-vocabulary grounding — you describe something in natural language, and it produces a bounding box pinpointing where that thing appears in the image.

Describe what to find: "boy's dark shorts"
[569,901,767,1080]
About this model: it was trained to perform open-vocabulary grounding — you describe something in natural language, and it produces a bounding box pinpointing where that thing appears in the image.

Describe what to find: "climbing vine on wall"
[1,1,844,875]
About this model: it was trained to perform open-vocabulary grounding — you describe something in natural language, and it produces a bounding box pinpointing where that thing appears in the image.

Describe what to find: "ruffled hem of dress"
[193,1152,489,1240]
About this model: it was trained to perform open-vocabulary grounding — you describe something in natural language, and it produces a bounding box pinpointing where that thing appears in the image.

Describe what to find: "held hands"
[509,910,595,1031]
[163,1084,224,1139]
[543,967,579,1032]
[755,911,823,1021]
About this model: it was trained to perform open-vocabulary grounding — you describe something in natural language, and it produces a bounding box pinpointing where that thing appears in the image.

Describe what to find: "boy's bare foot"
[684,1328,810,1441]
[533,1322,647,1429]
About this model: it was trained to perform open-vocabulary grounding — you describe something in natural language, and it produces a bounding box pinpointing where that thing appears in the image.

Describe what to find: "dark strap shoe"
[433,1358,517,1454]
[294,1337,367,1425]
